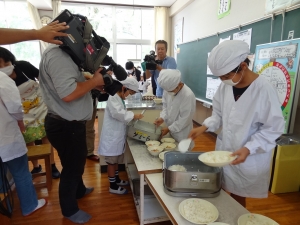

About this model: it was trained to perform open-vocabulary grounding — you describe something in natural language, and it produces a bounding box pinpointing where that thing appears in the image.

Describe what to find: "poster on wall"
[218,0,231,19]
[207,52,213,75]
[253,38,300,133]
[233,28,252,49]
[265,0,300,14]
[174,18,184,60]
[219,36,231,44]
[206,77,222,100]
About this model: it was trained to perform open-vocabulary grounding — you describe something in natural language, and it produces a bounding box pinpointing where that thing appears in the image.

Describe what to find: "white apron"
[17,73,47,143]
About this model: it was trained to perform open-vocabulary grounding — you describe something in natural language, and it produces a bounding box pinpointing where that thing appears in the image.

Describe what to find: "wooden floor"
[7,119,300,225]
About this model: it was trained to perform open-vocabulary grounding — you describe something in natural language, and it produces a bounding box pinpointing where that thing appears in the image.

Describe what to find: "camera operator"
[125,61,141,81]
[145,40,177,98]
[39,44,106,224]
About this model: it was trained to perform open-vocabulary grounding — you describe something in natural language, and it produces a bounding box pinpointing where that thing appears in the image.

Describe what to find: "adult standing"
[189,40,285,207]
[39,44,105,224]
[145,40,177,98]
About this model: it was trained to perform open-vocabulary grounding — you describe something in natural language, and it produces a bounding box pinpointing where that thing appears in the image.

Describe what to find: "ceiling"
[61,0,177,7]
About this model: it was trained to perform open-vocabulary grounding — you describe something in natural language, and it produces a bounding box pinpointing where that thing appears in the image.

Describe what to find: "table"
[145,173,250,225]
[126,138,249,225]
[125,138,173,225]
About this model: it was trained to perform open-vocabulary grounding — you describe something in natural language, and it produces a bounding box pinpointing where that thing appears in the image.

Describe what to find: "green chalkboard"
[177,7,300,104]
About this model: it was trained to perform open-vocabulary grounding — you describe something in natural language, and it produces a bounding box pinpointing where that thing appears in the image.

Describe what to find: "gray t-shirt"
[39,45,92,121]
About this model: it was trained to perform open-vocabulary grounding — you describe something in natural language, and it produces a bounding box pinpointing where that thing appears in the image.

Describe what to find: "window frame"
[61,3,153,62]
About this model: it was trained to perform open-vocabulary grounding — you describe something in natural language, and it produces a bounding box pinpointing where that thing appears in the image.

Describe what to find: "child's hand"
[160,127,169,138]
[18,120,26,133]
[154,118,164,127]
[134,114,144,120]
[231,147,250,165]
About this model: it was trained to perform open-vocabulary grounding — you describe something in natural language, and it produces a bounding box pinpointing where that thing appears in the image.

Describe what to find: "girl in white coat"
[189,40,285,207]
[0,71,47,216]
[98,77,143,195]
[154,69,196,147]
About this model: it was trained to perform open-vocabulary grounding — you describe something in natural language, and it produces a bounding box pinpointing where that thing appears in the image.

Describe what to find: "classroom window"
[61,3,154,69]
[63,4,113,39]
[0,0,41,68]
[116,8,142,39]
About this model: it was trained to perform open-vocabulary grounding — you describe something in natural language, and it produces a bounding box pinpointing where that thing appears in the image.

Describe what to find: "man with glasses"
[145,40,177,98]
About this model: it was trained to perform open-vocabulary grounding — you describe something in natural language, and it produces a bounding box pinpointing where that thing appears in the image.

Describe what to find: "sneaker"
[51,164,60,179]
[109,186,128,195]
[116,180,129,186]
[31,165,42,174]
[24,199,47,216]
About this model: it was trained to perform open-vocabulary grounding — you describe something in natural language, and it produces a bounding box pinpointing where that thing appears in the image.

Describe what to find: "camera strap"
[83,18,92,44]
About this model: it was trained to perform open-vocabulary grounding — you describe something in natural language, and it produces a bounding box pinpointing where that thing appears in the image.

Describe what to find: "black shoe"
[51,164,60,179]
[31,165,42,174]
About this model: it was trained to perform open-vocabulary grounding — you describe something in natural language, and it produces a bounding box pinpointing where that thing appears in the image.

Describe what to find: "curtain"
[52,0,61,18]
[154,7,171,56]
[27,2,48,51]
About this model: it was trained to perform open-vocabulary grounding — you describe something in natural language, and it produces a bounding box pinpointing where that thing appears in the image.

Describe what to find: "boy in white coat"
[154,69,196,148]
[98,77,143,194]
[189,40,284,207]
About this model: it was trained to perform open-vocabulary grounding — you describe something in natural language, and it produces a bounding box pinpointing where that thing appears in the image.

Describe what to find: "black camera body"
[52,9,126,95]
[143,50,163,70]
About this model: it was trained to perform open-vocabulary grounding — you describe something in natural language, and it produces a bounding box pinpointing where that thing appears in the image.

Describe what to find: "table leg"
[140,173,144,225]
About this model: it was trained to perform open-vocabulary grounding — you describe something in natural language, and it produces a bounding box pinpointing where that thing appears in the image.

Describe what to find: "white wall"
[170,0,266,125]
[172,0,266,47]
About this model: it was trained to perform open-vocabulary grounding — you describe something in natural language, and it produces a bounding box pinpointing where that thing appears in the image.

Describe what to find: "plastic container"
[127,120,162,142]
[270,135,300,194]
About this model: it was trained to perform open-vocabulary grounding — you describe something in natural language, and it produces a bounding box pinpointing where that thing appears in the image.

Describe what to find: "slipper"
[116,180,129,186]
[87,154,100,162]
[24,198,48,216]
[109,186,128,195]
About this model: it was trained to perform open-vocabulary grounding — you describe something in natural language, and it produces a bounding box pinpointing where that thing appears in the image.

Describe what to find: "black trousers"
[45,115,87,217]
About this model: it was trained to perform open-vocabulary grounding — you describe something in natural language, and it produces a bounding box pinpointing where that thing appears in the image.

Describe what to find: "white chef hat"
[120,77,139,92]
[208,40,250,77]
[158,69,181,91]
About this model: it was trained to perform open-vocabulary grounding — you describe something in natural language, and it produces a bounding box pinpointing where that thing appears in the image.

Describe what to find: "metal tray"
[163,152,222,196]
[127,120,162,142]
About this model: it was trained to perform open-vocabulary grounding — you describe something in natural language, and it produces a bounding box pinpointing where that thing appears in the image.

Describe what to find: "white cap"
[157,69,181,91]
[208,40,250,76]
[120,77,139,92]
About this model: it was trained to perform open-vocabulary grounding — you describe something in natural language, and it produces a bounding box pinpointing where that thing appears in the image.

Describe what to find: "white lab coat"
[98,94,134,156]
[203,76,285,198]
[0,72,27,162]
[160,85,196,144]
[139,80,150,94]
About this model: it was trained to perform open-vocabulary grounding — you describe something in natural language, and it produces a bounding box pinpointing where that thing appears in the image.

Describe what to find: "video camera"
[53,9,127,95]
[143,50,163,70]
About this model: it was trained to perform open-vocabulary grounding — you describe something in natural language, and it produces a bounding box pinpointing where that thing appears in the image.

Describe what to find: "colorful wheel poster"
[253,39,300,133]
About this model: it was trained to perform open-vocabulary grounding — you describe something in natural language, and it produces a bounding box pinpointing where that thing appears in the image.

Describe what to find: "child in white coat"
[98,77,143,194]
[138,72,150,94]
